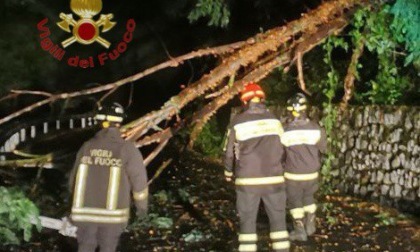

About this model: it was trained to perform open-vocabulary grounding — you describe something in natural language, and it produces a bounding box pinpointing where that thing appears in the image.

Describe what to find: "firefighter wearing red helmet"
[281,93,327,241]
[224,82,289,252]
[69,103,148,252]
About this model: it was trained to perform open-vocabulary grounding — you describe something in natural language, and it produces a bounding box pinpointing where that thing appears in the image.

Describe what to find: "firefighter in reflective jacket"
[224,83,289,252]
[69,103,148,252]
[281,93,327,241]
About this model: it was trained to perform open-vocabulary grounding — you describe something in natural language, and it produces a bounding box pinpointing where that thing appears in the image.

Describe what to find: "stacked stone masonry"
[272,105,420,213]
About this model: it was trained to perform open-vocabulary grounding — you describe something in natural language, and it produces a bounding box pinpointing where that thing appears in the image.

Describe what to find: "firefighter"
[224,82,289,252]
[281,93,327,241]
[69,103,148,252]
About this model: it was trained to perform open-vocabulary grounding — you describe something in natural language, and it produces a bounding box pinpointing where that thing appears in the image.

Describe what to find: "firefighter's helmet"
[287,93,308,115]
[240,82,266,103]
[95,102,126,123]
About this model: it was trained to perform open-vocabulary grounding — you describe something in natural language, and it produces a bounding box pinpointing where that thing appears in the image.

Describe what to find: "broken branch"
[341,38,365,108]
[0,40,252,126]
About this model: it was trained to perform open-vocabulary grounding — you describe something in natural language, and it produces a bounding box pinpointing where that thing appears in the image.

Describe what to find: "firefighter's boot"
[305,212,316,236]
[289,219,307,241]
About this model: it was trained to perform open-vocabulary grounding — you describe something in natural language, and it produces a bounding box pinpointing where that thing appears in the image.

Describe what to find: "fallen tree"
[0,0,379,169]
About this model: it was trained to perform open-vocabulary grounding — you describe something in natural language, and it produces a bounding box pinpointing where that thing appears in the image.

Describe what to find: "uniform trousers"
[286,178,318,219]
[76,224,124,252]
[236,187,289,252]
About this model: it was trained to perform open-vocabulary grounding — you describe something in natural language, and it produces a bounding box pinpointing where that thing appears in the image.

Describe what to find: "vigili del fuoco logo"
[37,0,135,68]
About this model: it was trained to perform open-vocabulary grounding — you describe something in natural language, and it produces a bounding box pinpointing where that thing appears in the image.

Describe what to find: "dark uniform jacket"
[69,127,148,227]
[224,102,285,193]
[281,118,327,180]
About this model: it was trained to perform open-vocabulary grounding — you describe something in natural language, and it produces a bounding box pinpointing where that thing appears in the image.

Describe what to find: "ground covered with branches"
[1,150,419,252]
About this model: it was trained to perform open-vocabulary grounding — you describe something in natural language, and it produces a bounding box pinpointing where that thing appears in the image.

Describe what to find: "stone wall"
[272,105,420,213]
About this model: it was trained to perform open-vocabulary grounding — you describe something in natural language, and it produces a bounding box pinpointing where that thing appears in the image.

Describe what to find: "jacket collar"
[95,127,123,141]
[245,102,267,113]
[290,116,310,126]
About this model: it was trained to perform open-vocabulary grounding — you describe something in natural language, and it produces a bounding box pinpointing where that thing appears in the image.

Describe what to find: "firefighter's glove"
[135,201,148,219]
[136,208,148,219]
[224,169,233,182]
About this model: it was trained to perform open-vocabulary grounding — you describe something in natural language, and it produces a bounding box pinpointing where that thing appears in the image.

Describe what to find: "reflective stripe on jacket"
[281,118,327,175]
[224,102,285,193]
[69,128,148,226]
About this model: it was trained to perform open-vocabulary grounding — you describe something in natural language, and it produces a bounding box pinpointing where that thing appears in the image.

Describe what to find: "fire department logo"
[57,0,116,48]
[37,0,136,68]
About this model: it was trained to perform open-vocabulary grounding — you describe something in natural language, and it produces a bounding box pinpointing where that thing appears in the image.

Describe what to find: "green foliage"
[182,228,212,243]
[373,208,412,227]
[316,2,419,190]
[262,67,298,106]
[133,213,174,229]
[390,0,420,67]
[374,211,396,227]
[194,117,224,157]
[129,190,175,230]
[350,5,412,104]
[148,214,174,229]
[178,188,199,204]
[319,37,345,189]
[366,56,410,105]
[320,202,338,226]
[153,190,170,205]
[0,187,41,245]
[188,0,230,28]
[263,2,418,190]
[269,1,418,108]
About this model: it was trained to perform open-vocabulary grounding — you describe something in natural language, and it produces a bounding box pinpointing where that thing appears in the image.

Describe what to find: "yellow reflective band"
[238,233,258,242]
[107,166,121,210]
[240,90,264,101]
[222,129,231,151]
[270,231,289,240]
[294,104,307,112]
[303,203,317,213]
[95,114,123,123]
[255,90,264,96]
[73,164,89,208]
[238,244,257,252]
[234,119,283,141]
[72,207,129,216]
[272,241,290,250]
[133,187,148,201]
[235,176,285,186]
[225,170,233,177]
[240,92,253,101]
[71,214,129,224]
[284,172,318,181]
[95,114,106,120]
[290,207,305,219]
[281,129,321,147]
[106,115,123,122]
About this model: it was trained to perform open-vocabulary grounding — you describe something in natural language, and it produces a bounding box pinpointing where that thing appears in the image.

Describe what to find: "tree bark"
[341,38,365,108]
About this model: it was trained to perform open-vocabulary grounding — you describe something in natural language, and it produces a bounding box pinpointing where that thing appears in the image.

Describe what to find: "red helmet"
[240,82,266,102]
